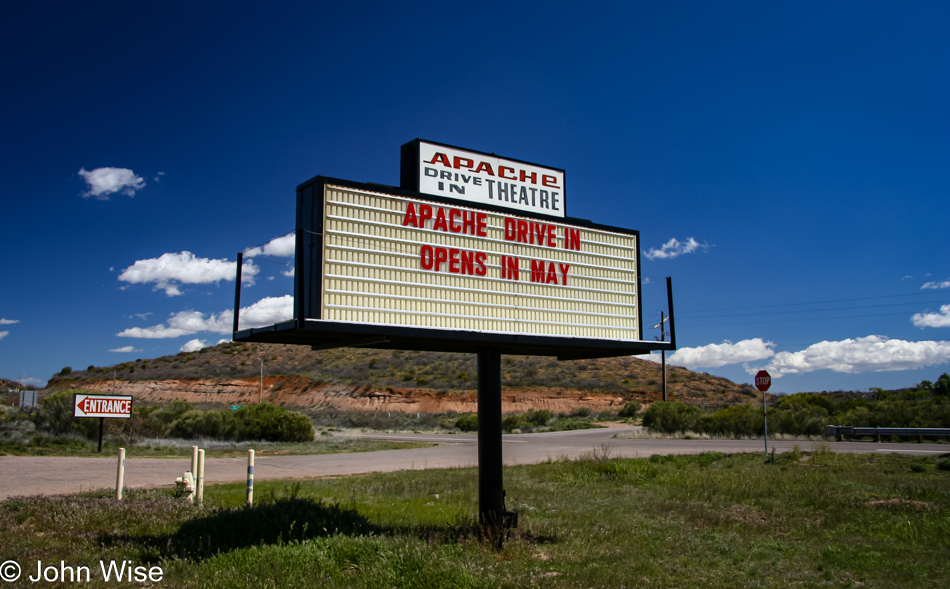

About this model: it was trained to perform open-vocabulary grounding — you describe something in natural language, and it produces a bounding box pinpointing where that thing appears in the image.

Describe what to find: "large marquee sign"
[307,182,636,340]
[401,140,566,218]
[235,139,674,360]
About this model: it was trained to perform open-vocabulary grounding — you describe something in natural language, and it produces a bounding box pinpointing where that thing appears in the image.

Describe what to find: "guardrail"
[824,425,950,442]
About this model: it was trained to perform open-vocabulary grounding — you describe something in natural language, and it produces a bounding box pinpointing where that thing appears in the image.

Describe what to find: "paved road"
[1,428,946,500]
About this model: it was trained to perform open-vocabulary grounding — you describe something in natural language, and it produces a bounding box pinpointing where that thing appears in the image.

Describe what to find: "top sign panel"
[402,140,566,218]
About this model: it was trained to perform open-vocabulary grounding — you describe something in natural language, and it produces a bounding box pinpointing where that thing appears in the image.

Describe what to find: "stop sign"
[755,370,771,392]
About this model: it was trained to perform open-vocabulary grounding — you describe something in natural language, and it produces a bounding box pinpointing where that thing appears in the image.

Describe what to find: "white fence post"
[247,449,255,506]
[116,448,126,500]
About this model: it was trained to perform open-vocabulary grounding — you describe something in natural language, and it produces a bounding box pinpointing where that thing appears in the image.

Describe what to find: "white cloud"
[180,339,208,352]
[922,279,950,290]
[118,251,259,296]
[108,346,141,353]
[644,237,709,261]
[748,335,950,377]
[912,305,950,328]
[117,295,293,339]
[668,338,775,369]
[79,167,146,199]
[0,331,8,340]
[245,233,296,258]
[0,318,18,325]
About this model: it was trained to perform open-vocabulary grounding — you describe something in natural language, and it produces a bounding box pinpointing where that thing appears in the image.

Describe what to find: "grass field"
[1,448,948,588]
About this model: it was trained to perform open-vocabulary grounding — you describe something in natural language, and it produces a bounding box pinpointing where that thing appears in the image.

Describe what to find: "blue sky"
[2,1,948,393]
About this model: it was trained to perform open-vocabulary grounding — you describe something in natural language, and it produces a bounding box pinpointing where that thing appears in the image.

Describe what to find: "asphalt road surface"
[1,428,946,500]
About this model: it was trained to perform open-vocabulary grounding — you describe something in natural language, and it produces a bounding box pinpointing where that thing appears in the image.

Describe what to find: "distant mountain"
[47,342,760,409]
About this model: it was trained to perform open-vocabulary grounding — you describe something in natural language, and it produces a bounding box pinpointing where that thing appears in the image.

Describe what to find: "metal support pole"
[233,252,243,334]
[116,448,126,501]
[98,417,104,453]
[477,348,506,547]
[763,390,769,457]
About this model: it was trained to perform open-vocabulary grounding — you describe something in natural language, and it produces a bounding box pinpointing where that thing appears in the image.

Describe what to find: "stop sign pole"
[755,370,772,457]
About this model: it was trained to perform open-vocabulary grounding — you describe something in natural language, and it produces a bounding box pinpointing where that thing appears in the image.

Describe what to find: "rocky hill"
[46,342,760,413]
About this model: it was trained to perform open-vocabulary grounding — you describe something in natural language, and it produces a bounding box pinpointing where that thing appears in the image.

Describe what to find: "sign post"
[73,393,133,453]
[755,370,771,457]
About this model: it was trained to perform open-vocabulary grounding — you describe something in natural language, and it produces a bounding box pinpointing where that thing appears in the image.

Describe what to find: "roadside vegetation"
[1,449,947,587]
[0,394,426,457]
[642,373,950,438]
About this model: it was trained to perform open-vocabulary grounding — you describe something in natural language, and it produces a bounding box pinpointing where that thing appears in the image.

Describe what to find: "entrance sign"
[755,370,771,392]
[402,140,566,218]
[73,393,133,419]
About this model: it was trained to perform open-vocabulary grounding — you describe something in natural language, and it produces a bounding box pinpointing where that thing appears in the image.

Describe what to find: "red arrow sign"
[73,394,133,418]
[754,370,771,392]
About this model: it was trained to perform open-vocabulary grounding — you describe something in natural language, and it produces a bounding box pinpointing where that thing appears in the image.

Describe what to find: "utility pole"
[259,355,264,403]
[654,311,670,402]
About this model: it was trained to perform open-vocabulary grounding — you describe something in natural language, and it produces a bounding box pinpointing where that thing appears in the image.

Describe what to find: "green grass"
[2,449,948,588]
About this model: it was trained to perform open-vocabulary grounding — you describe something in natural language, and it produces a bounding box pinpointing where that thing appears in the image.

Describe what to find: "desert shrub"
[233,403,314,442]
[642,401,701,434]
[769,404,829,436]
[618,401,642,418]
[456,413,478,432]
[526,408,553,426]
[38,391,98,439]
[152,401,195,429]
[169,409,238,440]
[569,407,592,418]
[502,414,527,432]
[704,404,761,437]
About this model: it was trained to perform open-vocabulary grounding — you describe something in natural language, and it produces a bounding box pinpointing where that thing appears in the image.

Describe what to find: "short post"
[191,445,198,477]
[246,449,255,506]
[196,449,205,506]
[116,448,126,500]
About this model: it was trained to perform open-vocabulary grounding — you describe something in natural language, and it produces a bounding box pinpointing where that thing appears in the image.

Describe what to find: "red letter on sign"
[433,247,448,272]
[502,256,519,280]
[419,204,433,225]
[433,208,448,232]
[473,161,494,175]
[426,152,451,167]
[517,220,529,243]
[530,259,545,283]
[459,250,474,274]
[420,245,434,269]
[504,218,517,241]
[476,212,487,236]
[475,252,487,276]
[403,203,418,227]
[564,227,581,250]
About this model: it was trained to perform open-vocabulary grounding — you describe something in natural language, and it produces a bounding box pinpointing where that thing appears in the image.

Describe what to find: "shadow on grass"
[99,494,552,561]
[101,496,381,560]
